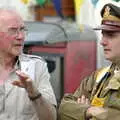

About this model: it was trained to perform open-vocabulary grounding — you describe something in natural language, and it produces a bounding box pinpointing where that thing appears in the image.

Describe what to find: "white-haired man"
[0,7,57,120]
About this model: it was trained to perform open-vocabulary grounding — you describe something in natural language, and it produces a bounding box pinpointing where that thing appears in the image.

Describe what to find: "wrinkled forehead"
[0,10,24,28]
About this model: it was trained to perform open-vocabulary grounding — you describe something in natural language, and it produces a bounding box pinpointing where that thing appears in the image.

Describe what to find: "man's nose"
[16,31,25,40]
[100,37,108,46]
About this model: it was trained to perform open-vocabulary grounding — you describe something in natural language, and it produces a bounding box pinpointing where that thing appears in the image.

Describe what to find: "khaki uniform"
[59,64,120,120]
[0,54,56,120]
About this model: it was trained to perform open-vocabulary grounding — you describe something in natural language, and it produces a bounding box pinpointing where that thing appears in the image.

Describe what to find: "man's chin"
[106,57,120,64]
[12,50,22,57]
[105,56,111,61]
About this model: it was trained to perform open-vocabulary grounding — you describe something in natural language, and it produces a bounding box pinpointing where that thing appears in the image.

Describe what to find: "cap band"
[102,20,120,27]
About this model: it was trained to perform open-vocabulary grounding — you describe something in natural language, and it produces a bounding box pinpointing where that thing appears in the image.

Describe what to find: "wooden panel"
[40,4,57,16]
[34,0,75,21]
[62,0,74,7]
[34,3,57,21]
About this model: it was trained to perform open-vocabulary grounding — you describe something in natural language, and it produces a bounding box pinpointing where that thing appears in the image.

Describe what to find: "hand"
[12,70,38,97]
[77,95,89,105]
[86,106,108,119]
[12,70,32,89]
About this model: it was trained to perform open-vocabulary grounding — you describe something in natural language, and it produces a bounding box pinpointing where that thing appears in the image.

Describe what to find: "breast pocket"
[106,90,120,110]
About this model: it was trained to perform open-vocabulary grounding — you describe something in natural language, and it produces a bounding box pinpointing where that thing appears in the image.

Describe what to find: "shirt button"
[7,115,10,119]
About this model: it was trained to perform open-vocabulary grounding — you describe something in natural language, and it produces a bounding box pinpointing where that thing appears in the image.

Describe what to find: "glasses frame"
[4,26,28,37]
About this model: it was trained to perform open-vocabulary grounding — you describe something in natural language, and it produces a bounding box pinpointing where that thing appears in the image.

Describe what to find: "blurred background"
[1,0,119,104]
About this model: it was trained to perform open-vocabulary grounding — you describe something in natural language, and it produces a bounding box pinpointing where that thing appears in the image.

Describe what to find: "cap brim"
[93,24,120,31]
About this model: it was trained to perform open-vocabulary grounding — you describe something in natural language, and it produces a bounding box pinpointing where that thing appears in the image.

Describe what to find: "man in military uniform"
[0,7,57,120]
[59,3,120,120]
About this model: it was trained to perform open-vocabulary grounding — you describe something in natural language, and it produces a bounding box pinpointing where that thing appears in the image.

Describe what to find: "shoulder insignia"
[104,6,111,18]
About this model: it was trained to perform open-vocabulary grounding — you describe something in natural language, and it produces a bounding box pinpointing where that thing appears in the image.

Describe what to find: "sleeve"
[58,72,96,120]
[101,90,120,120]
[58,94,89,120]
[91,90,120,120]
[35,59,57,106]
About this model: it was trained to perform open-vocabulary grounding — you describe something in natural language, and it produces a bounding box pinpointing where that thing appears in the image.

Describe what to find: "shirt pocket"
[106,90,120,110]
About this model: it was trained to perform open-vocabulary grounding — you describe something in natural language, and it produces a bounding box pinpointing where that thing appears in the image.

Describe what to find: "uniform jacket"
[59,64,120,120]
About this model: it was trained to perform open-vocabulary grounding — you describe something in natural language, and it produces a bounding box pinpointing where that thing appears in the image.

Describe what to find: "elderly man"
[59,3,120,120]
[0,7,57,120]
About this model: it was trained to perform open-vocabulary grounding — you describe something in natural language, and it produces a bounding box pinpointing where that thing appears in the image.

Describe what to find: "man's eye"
[20,27,27,31]
[102,32,116,37]
[8,27,27,33]
[107,33,115,37]
[8,28,17,33]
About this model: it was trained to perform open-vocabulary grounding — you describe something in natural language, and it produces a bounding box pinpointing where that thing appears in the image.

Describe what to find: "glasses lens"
[8,27,28,36]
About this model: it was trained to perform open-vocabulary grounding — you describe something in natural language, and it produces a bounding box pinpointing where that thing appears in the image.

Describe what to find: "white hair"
[0,5,23,30]
[0,5,21,18]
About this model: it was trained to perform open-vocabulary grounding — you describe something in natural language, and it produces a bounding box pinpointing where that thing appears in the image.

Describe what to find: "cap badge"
[104,6,110,18]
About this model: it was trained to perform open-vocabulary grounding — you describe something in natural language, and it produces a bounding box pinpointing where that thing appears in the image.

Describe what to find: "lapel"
[91,67,110,98]
[91,64,115,99]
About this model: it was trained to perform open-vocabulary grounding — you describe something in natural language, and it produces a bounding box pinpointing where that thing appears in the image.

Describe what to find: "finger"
[15,71,27,86]
[77,98,81,104]
[11,81,24,88]
[81,95,86,104]
[85,98,89,105]
[16,70,29,80]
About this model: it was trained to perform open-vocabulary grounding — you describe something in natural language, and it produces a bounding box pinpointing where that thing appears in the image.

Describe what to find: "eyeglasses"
[6,27,28,36]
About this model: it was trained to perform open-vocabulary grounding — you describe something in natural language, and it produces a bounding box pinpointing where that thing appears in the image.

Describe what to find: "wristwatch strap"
[29,93,42,101]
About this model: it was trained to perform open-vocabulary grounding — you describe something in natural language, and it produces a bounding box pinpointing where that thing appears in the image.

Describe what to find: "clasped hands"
[77,95,108,119]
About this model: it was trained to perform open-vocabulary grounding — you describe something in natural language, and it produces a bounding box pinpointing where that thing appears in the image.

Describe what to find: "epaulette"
[21,54,46,62]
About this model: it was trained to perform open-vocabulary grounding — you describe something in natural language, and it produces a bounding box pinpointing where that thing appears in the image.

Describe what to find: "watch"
[29,93,42,101]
